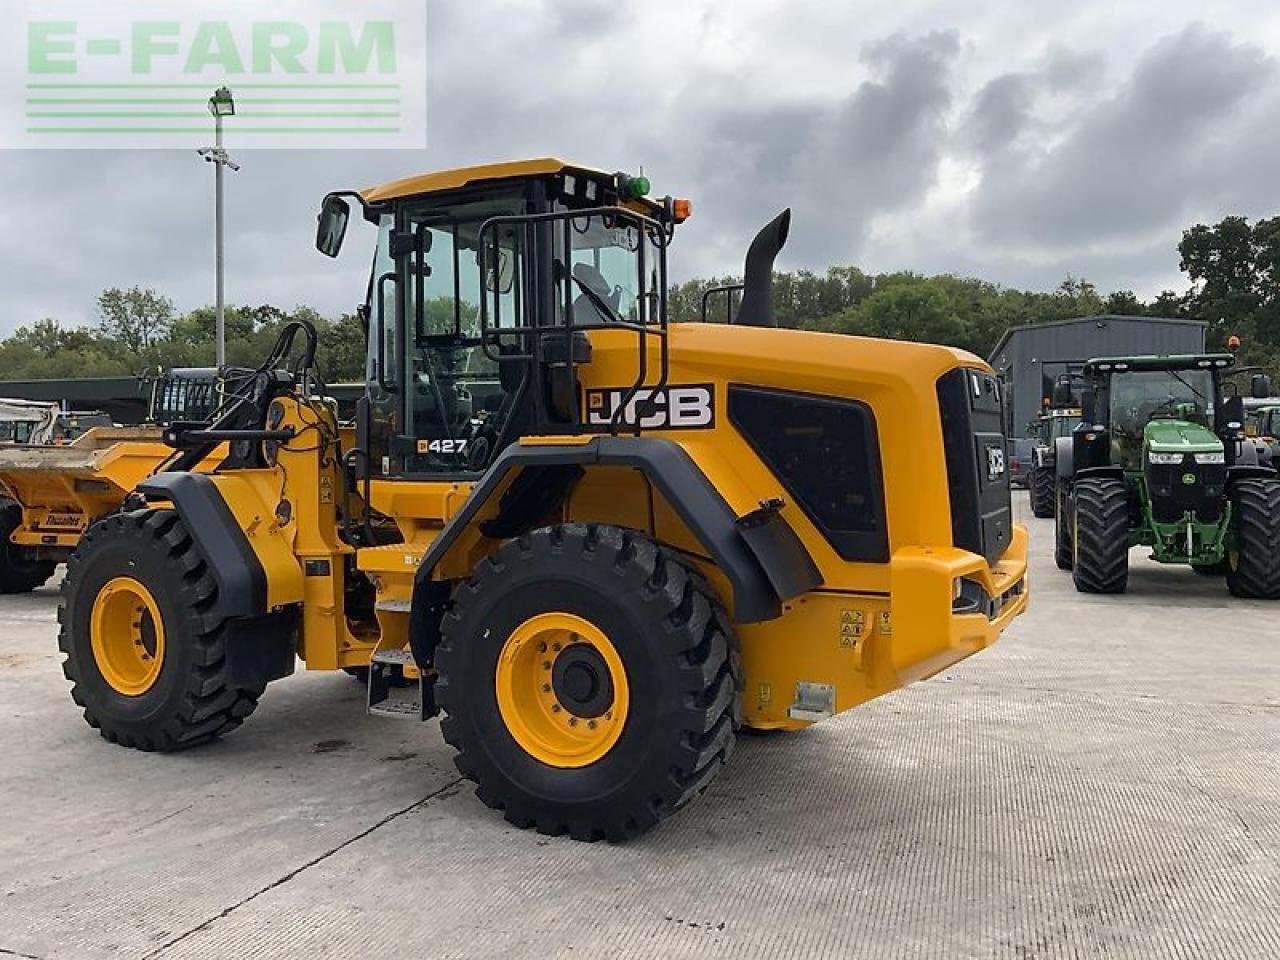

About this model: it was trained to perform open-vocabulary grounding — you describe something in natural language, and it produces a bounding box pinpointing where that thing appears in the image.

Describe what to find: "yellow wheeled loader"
[58,160,1028,840]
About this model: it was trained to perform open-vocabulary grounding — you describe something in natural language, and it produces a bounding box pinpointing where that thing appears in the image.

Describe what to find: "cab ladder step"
[366,647,437,721]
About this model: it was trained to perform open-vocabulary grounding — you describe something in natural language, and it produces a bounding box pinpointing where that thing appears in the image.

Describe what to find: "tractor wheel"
[1226,479,1280,599]
[58,509,264,751]
[1029,467,1055,519]
[1072,478,1129,594]
[0,502,56,594]
[436,524,739,842]
[1054,484,1074,571]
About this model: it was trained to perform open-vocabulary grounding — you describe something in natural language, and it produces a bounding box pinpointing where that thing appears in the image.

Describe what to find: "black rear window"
[729,386,888,562]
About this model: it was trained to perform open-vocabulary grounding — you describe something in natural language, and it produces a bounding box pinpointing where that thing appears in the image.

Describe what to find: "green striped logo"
[7,3,426,149]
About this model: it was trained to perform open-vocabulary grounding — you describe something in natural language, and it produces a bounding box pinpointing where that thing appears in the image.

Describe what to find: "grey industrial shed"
[989,314,1207,438]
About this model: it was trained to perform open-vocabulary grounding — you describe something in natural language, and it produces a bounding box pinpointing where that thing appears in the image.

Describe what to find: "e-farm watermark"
[1,1,426,149]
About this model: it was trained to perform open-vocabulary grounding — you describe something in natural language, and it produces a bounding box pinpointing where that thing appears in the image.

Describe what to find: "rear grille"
[937,368,1014,565]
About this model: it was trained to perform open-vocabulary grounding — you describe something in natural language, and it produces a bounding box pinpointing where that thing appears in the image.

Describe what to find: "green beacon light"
[620,171,651,200]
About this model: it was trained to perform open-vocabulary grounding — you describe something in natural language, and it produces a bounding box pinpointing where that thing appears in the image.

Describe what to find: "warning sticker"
[878,611,892,636]
[839,609,865,648]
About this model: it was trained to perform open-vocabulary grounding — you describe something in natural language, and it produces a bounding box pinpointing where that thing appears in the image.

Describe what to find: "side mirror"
[1251,373,1273,400]
[316,195,351,258]
[479,247,516,294]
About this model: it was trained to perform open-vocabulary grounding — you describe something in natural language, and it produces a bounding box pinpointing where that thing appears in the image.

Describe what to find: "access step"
[366,646,437,721]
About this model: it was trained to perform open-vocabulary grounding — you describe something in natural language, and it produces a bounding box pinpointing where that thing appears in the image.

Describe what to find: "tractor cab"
[316,159,682,478]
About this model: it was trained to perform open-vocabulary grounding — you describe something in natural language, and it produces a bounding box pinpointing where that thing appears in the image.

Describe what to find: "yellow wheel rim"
[495,612,629,769]
[90,576,166,697]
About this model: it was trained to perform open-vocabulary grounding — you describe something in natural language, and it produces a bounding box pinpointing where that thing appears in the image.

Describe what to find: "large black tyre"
[1030,467,1055,519]
[0,502,56,594]
[1072,478,1129,594]
[1054,483,1074,571]
[58,509,264,751]
[1226,479,1280,599]
[435,523,739,842]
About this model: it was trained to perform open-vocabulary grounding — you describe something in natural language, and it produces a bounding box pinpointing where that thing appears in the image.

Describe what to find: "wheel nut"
[568,717,578,727]
[587,720,597,730]
[538,642,547,653]
[551,704,561,713]
[542,660,551,670]
[552,642,562,652]
[542,684,551,693]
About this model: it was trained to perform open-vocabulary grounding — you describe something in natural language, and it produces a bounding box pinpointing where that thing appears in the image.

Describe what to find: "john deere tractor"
[58,160,1028,840]
[1055,354,1280,596]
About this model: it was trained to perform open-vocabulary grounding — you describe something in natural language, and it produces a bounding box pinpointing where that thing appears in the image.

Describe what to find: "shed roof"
[989,314,1205,363]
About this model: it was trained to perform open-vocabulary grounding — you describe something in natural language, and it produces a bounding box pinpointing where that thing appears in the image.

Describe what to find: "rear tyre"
[1029,467,1055,519]
[1072,478,1129,594]
[1226,479,1280,599]
[1054,484,1074,571]
[0,502,56,594]
[436,524,739,842]
[58,509,264,751]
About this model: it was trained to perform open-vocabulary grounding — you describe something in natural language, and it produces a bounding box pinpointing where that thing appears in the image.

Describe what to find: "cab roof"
[1083,353,1235,375]
[362,158,611,205]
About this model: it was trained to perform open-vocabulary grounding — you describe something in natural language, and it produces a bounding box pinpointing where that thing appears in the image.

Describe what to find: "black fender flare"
[136,472,295,688]
[1054,437,1075,481]
[137,472,267,620]
[413,437,821,625]
[1075,465,1125,482]
[1227,464,1279,485]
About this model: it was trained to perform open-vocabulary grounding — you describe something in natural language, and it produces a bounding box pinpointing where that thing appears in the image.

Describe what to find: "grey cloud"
[970,24,1276,248]
[967,72,1037,152]
[664,30,961,273]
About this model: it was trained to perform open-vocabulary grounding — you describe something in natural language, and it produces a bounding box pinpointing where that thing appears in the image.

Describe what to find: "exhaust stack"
[733,208,791,328]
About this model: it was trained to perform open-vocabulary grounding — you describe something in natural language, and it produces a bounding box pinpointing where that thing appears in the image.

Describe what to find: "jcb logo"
[986,445,1007,481]
[585,385,715,430]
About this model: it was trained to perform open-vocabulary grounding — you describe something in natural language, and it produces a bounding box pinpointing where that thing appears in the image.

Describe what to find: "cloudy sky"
[2,0,1280,334]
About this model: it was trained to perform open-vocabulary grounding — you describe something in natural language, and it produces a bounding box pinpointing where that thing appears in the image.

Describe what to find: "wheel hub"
[552,644,613,718]
[89,576,166,697]
[495,611,629,768]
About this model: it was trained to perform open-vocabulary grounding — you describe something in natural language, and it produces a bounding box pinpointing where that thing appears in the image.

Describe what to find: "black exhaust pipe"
[733,208,791,328]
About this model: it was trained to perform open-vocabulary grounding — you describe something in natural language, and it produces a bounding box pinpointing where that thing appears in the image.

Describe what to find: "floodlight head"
[209,86,235,118]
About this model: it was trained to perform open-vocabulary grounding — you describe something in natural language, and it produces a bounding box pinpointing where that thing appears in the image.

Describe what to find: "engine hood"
[1144,419,1222,455]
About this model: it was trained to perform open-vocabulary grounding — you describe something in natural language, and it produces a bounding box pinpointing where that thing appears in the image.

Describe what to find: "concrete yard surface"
[1,502,1277,959]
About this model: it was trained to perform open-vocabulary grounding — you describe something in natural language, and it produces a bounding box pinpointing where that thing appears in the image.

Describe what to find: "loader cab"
[324,160,677,479]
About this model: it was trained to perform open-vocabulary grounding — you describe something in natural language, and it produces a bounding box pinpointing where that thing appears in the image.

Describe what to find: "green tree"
[96,287,175,359]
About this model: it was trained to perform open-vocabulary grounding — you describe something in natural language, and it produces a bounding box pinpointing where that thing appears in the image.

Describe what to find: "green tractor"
[1054,354,1280,597]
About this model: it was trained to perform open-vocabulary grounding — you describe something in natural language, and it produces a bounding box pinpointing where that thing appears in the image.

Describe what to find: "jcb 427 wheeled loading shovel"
[59,160,1028,840]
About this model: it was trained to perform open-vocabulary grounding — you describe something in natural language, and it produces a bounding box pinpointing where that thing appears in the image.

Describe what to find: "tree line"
[1,215,1276,383]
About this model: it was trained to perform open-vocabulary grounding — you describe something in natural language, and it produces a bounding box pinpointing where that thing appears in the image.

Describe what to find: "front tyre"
[1029,467,1055,519]
[435,524,739,842]
[1226,479,1280,599]
[58,510,264,751]
[1072,478,1129,594]
[1054,483,1074,571]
